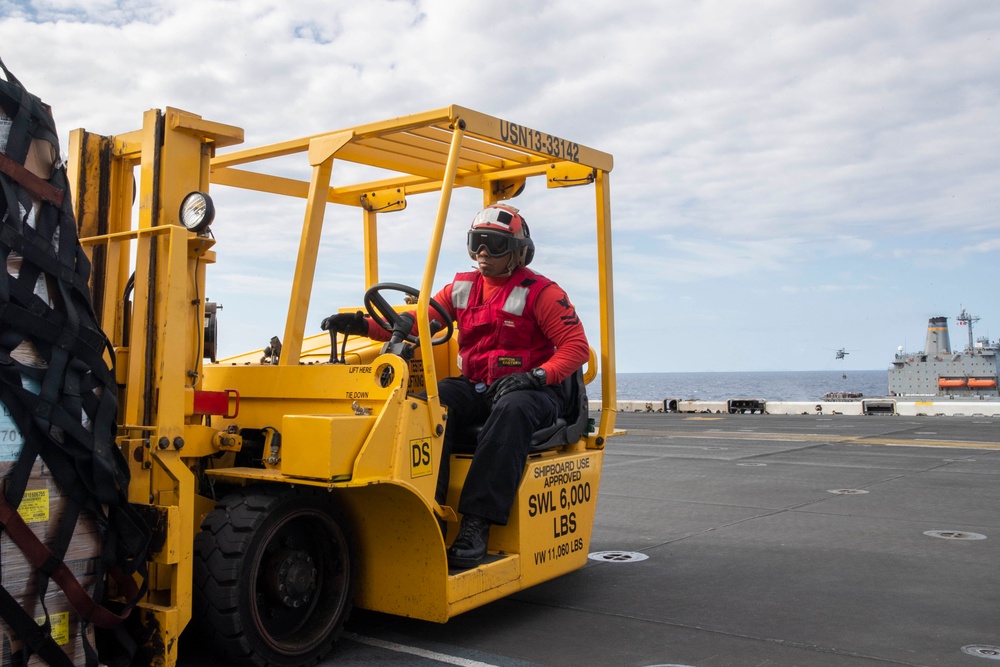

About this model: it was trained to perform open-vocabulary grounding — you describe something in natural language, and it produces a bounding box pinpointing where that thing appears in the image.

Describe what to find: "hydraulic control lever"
[328,329,349,364]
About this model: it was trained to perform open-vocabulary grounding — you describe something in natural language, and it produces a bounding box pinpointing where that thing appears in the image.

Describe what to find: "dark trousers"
[435,377,564,525]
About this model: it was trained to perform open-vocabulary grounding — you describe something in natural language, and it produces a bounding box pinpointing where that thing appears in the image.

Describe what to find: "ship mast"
[956,307,980,351]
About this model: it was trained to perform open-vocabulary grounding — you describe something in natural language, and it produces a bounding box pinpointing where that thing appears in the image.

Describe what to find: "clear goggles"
[467,229,518,257]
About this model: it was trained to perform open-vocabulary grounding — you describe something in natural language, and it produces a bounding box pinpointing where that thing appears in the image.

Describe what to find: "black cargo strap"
[0,586,73,667]
[0,494,140,629]
[0,57,150,666]
[0,58,59,163]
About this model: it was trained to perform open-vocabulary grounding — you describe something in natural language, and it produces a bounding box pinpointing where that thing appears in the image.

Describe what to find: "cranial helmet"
[467,204,534,268]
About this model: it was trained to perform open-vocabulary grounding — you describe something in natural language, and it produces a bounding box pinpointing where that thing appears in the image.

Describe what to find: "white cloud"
[2,0,998,371]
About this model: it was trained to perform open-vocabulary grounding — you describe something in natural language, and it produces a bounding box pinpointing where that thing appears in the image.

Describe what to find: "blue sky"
[2,0,998,372]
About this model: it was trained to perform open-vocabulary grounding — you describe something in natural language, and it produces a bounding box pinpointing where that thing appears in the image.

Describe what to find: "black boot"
[447,514,490,569]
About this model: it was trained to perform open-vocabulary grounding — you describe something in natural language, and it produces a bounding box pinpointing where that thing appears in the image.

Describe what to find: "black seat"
[453,369,589,454]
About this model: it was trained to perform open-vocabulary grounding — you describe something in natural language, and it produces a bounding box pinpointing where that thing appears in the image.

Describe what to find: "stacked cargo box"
[0,402,100,665]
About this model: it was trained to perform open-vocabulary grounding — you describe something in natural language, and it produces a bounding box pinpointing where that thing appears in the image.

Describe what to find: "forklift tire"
[193,486,354,666]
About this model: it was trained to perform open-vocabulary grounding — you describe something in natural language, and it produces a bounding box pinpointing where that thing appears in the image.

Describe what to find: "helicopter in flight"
[829,347,859,378]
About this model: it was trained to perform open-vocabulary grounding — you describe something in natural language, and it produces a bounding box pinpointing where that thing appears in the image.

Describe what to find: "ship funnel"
[924,316,951,354]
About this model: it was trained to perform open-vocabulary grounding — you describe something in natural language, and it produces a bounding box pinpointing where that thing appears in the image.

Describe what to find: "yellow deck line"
[861,437,1000,450]
[630,429,1000,451]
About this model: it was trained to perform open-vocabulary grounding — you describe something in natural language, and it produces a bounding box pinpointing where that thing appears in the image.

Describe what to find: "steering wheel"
[363,282,454,346]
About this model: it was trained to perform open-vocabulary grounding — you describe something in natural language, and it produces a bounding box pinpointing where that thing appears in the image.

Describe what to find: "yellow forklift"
[68,105,618,666]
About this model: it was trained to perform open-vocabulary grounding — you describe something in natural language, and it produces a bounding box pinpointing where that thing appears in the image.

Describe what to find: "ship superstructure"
[888,308,999,397]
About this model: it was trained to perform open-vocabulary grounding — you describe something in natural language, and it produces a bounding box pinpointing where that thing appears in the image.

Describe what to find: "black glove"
[321,311,367,335]
[485,371,544,405]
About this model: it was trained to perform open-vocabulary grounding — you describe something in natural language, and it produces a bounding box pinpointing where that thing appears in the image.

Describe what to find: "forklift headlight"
[179,191,215,234]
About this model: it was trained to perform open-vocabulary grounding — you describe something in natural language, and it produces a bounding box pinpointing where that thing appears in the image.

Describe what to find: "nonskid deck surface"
[180,412,1000,666]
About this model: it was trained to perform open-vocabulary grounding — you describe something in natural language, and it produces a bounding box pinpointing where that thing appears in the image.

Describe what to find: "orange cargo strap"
[0,149,65,206]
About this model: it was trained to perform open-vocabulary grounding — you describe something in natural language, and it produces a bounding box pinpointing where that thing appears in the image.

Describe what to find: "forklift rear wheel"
[193,486,354,667]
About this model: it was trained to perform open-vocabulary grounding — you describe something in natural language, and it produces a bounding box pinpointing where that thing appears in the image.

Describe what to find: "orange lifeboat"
[968,378,998,388]
[938,378,967,388]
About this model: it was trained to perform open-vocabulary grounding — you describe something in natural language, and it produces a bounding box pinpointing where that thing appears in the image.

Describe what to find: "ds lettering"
[412,441,430,467]
[409,439,432,478]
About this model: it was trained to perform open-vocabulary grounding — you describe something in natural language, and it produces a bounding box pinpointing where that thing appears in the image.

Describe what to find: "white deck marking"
[344,632,502,666]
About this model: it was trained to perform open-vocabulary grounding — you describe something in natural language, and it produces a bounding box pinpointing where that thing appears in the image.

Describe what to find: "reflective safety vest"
[451,267,555,384]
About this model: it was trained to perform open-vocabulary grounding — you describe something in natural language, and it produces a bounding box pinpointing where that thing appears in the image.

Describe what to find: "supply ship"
[888,307,999,398]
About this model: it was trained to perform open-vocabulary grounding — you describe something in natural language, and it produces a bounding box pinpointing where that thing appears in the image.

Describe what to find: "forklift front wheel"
[193,486,354,667]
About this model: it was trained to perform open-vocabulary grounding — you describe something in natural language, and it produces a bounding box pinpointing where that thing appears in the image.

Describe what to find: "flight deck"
[181,412,999,666]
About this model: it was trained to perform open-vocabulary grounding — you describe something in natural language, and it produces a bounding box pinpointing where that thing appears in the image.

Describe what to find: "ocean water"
[588,370,888,402]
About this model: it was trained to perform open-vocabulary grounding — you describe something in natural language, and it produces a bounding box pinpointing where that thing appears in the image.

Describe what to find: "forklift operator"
[322,204,589,569]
